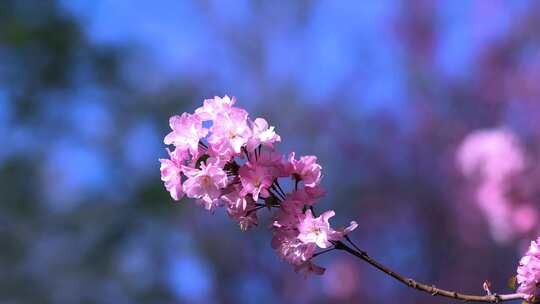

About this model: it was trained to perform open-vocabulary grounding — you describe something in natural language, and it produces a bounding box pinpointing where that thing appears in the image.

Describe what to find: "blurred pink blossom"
[323,258,360,299]
[457,128,524,183]
[456,128,538,243]
[513,205,539,234]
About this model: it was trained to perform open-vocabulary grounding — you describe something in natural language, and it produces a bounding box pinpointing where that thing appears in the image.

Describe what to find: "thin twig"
[245,205,265,215]
[333,241,527,303]
[344,235,364,254]
[198,141,208,149]
[312,246,336,258]
[274,180,287,198]
[267,189,283,202]
[271,184,286,201]
[242,147,251,161]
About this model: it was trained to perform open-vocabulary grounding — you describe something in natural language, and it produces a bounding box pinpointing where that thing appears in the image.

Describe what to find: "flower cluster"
[516,237,540,301]
[160,96,357,275]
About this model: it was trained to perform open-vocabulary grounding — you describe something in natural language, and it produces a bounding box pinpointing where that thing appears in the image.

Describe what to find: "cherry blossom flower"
[246,117,281,151]
[159,148,186,201]
[298,210,358,249]
[195,95,236,121]
[253,150,290,178]
[182,157,228,210]
[516,237,540,301]
[164,113,207,154]
[222,188,259,230]
[208,108,251,159]
[272,195,305,229]
[221,184,250,210]
[239,162,274,201]
[288,186,326,206]
[271,200,356,274]
[288,153,322,187]
[272,232,316,266]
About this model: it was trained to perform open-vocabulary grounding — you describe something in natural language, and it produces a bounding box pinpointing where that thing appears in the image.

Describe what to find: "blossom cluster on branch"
[159,95,539,302]
[159,96,357,276]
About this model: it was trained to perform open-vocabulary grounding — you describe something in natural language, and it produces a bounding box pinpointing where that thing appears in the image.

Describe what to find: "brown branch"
[333,241,527,303]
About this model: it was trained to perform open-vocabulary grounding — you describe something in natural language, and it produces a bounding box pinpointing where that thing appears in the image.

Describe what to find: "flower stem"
[246,205,265,215]
[274,180,287,198]
[242,147,251,161]
[333,240,527,303]
[198,140,208,149]
[268,188,283,202]
[271,184,286,201]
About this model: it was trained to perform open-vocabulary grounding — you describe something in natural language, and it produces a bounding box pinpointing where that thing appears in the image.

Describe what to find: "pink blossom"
[252,150,290,178]
[475,182,514,243]
[182,157,228,210]
[297,210,357,249]
[239,162,274,201]
[271,207,358,272]
[271,198,315,266]
[272,206,357,269]
[288,186,327,206]
[159,148,186,201]
[272,196,304,229]
[516,237,540,301]
[246,117,281,151]
[513,205,539,234]
[288,153,322,187]
[195,95,236,121]
[164,113,208,154]
[457,128,525,183]
[456,128,535,244]
[208,108,251,159]
[221,184,249,210]
[272,232,316,266]
[222,188,259,230]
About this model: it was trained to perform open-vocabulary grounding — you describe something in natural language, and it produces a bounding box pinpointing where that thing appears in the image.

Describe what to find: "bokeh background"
[1,1,540,303]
